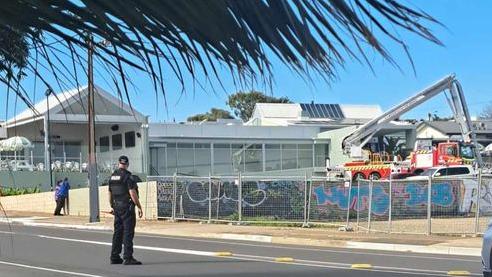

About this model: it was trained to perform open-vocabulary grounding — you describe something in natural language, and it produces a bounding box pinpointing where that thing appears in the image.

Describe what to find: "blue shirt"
[59,181,70,198]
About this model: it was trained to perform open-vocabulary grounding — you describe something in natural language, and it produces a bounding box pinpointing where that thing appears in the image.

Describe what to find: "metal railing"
[149,172,492,235]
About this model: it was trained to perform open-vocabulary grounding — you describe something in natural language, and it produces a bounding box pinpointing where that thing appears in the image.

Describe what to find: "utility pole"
[87,34,99,223]
[44,88,53,191]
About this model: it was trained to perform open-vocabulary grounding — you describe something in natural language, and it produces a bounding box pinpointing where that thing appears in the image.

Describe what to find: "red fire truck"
[337,75,483,181]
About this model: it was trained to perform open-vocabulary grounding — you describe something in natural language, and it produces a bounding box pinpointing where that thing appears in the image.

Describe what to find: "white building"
[1,86,148,174]
[1,87,417,188]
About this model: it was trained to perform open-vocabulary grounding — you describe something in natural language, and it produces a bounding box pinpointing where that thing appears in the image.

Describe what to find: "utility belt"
[112,199,134,209]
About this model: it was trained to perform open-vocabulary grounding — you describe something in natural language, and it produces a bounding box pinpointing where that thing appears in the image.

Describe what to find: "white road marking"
[22,224,480,263]
[0,260,104,277]
[4,223,481,263]
[38,235,217,257]
[38,234,481,276]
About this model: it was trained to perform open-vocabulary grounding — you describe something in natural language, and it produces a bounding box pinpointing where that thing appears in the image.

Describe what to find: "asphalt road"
[0,223,483,277]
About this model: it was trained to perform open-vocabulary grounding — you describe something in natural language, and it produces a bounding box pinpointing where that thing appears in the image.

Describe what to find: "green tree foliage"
[480,103,492,119]
[227,91,291,121]
[187,108,234,122]
[383,136,405,156]
[0,28,29,73]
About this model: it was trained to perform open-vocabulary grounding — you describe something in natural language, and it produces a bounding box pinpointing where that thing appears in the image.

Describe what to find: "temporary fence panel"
[430,177,477,234]
[239,176,306,223]
[367,180,391,233]
[390,179,429,234]
[151,173,490,235]
[173,176,211,221]
[354,180,371,231]
[209,176,240,222]
[479,174,492,234]
[309,178,351,227]
[149,176,175,219]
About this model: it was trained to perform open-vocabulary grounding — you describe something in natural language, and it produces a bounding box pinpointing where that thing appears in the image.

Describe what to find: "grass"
[0,186,41,196]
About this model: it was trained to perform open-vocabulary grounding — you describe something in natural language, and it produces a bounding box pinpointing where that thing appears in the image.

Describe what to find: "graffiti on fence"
[183,180,268,207]
[313,185,389,215]
[404,183,454,207]
[156,179,305,220]
[313,182,456,216]
[460,178,492,214]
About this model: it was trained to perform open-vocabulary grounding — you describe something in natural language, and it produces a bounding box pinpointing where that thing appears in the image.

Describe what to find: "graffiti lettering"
[185,181,267,207]
[314,183,455,216]
[405,183,454,207]
[313,185,389,215]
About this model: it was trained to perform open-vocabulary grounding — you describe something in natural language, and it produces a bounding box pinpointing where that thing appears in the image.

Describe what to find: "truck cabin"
[436,142,476,166]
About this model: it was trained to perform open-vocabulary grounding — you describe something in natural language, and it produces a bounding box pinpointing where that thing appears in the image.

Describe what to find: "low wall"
[0,172,148,192]
[0,171,89,191]
[0,181,158,220]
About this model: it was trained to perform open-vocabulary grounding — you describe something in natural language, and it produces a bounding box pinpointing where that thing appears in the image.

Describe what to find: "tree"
[383,136,406,157]
[480,103,492,119]
[187,108,234,122]
[0,0,442,110]
[227,91,291,121]
[0,27,31,112]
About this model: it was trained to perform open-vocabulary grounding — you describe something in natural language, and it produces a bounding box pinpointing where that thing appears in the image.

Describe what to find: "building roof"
[419,120,492,135]
[247,103,382,126]
[340,104,382,120]
[4,85,146,127]
[251,103,302,119]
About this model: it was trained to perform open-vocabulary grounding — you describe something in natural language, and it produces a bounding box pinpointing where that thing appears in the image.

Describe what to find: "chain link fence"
[479,174,492,234]
[149,172,492,235]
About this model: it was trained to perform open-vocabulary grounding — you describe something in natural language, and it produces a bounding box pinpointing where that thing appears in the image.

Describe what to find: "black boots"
[123,257,142,265]
[110,257,123,264]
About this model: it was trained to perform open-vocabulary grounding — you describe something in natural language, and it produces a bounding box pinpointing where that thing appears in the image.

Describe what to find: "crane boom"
[342,74,483,167]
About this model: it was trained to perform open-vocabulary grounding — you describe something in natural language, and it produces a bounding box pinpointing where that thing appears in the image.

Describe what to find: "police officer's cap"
[118,155,129,165]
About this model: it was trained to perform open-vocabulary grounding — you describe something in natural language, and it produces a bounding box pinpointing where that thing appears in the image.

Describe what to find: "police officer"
[109,155,143,265]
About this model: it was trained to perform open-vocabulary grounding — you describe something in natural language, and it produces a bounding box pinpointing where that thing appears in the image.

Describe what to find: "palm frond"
[0,0,442,110]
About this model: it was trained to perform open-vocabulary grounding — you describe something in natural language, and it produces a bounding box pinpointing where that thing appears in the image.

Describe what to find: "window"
[65,141,82,159]
[100,136,109,152]
[213,144,232,175]
[298,144,313,168]
[112,134,122,150]
[125,131,136,148]
[232,144,245,172]
[265,144,281,171]
[195,143,211,176]
[435,169,447,177]
[245,144,263,172]
[177,143,194,175]
[315,143,329,167]
[435,167,470,177]
[447,167,470,176]
[166,143,177,174]
[282,144,297,170]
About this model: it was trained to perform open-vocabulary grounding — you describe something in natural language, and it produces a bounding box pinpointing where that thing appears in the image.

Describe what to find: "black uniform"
[109,168,138,261]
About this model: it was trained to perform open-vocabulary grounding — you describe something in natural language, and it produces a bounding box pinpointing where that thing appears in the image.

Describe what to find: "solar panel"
[300,103,345,119]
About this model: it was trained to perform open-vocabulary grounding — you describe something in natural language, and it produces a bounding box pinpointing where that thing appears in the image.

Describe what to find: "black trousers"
[54,198,65,215]
[111,204,136,260]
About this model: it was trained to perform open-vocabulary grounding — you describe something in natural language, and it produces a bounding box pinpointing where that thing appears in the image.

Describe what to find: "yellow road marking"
[275,257,294,263]
[447,271,470,276]
[214,251,233,257]
[351,264,372,269]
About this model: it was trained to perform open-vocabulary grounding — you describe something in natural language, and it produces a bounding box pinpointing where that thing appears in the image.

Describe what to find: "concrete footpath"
[1,211,483,257]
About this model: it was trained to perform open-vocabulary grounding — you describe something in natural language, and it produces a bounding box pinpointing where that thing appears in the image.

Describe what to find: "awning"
[0,136,33,152]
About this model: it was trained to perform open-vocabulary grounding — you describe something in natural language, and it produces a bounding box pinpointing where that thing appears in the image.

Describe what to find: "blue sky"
[1,0,491,123]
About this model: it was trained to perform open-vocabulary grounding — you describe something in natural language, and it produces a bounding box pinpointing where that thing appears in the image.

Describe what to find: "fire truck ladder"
[342,74,483,168]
